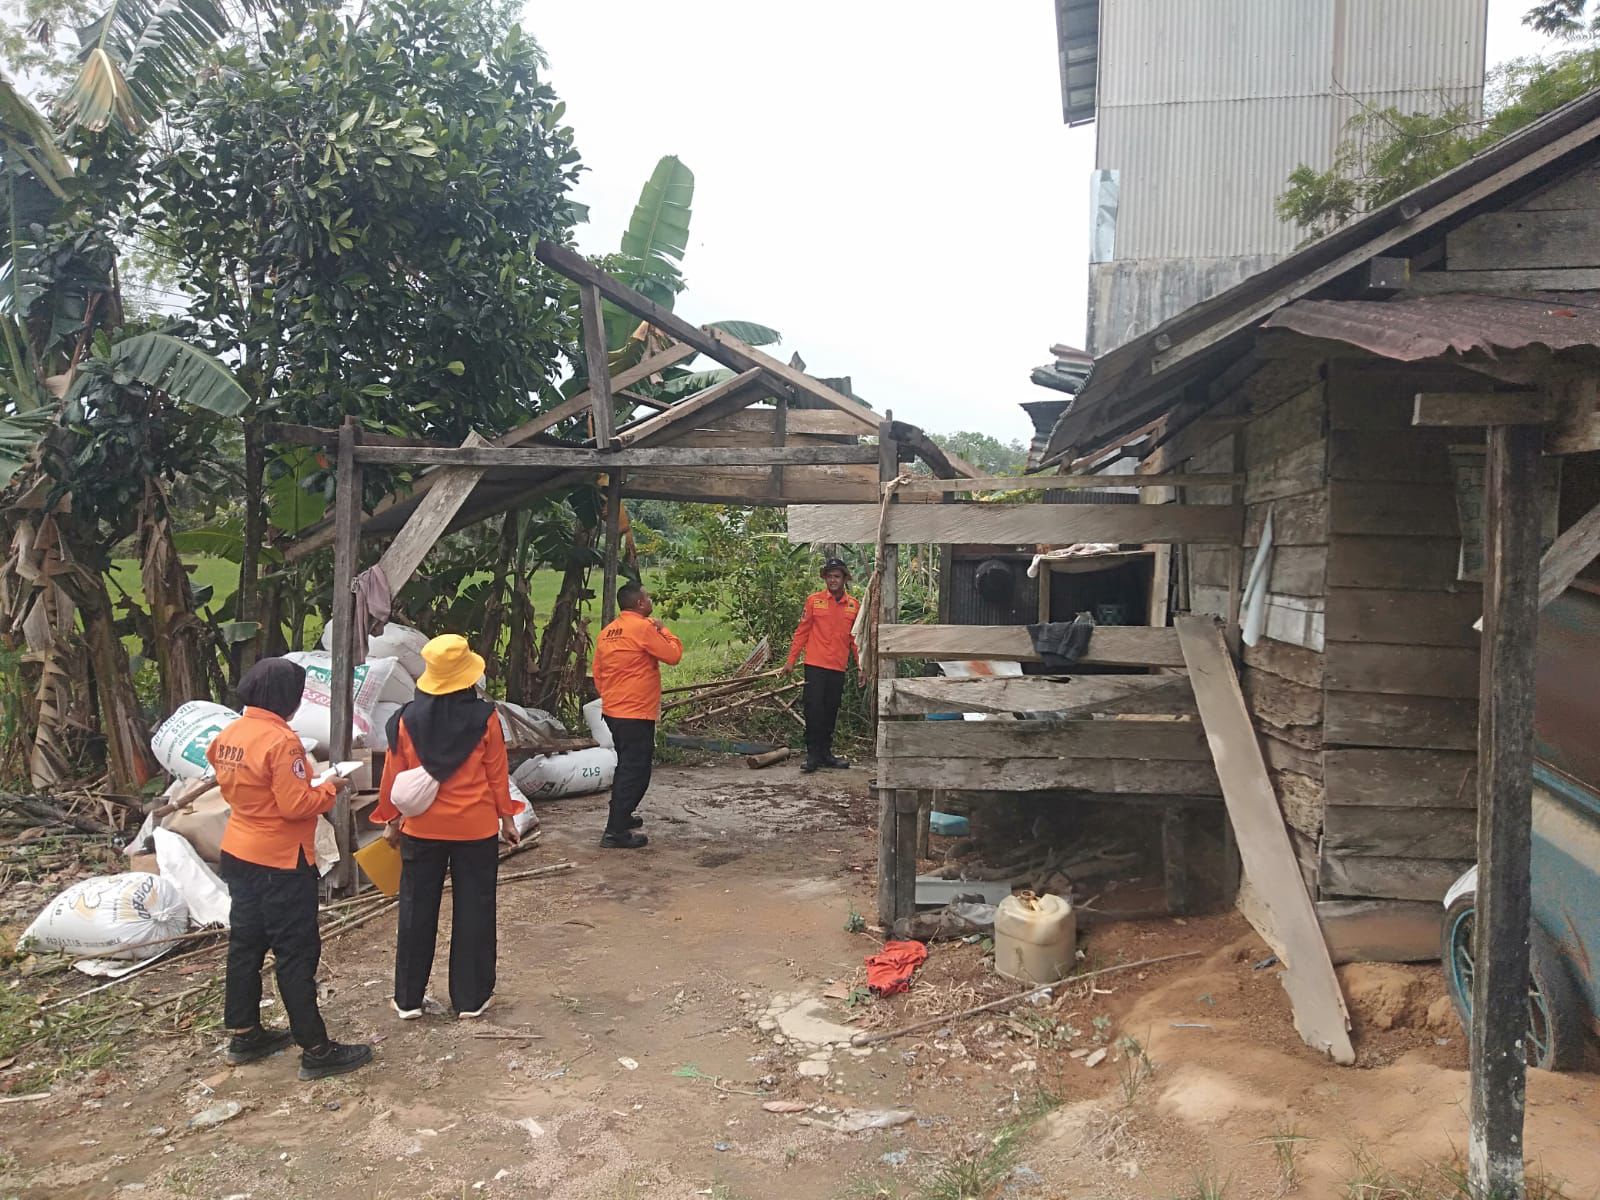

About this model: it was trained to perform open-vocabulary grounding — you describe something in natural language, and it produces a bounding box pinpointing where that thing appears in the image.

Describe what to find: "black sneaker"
[823,755,852,770]
[298,1041,373,1082]
[626,815,644,830]
[799,758,819,774]
[600,830,649,849]
[225,1026,294,1065]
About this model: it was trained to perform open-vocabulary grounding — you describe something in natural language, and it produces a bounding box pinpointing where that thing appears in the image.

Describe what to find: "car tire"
[1441,895,1587,1072]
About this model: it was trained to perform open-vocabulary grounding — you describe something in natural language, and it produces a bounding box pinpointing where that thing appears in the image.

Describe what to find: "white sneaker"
[457,996,494,1020]
[392,996,442,1020]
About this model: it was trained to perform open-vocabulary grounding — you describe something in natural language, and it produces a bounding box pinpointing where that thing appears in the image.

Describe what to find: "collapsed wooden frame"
[296,248,970,895]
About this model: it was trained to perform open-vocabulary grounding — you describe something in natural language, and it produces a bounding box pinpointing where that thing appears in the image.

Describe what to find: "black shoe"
[600,830,649,849]
[626,815,644,830]
[800,758,819,774]
[823,755,851,770]
[225,1026,294,1065]
[298,1041,373,1082]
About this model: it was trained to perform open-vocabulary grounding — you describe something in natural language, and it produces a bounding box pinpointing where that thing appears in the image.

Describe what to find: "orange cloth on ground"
[207,707,338,869]
[592,609,684,721]
[372,716,516,841]
[865,940,929,996]
[785,589,861,672]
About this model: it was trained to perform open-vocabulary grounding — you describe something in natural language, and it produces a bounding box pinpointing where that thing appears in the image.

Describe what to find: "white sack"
[321,621,428,681]
[508,778,541,838]
[19,872,189,961]
[498,700,566,745]
[581,698,613,749]
[152,828,230,927]
[513,746,617,800]
[283,651,408,754]
[150,701,239,780]
[365,701,404,751]
[314,816,339,878]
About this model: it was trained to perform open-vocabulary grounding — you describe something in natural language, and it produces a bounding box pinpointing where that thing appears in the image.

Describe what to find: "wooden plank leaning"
[1174,614,1355,1065]
[377,431,492,593]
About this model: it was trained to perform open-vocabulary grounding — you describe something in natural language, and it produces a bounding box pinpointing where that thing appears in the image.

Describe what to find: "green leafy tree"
[1277,43,1600,237]
[929,431,1026,477]
[1526,0,1600,37]
[145,0,582,671]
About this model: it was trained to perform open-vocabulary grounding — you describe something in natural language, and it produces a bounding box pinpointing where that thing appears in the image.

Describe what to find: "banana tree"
[0,71,253,793]
[583,155,783,418]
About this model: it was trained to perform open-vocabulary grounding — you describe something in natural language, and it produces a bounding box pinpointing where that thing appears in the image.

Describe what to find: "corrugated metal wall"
[1088,0,1486,351]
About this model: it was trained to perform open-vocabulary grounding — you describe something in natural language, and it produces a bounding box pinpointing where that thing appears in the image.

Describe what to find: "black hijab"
[238,658,307,721]
[387,687,496,782]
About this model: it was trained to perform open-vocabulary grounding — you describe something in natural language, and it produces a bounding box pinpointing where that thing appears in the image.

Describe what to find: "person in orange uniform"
[208,657,373,1081]
[591,582,683,849]
[786,557,860,773]
[375,634,520,1020]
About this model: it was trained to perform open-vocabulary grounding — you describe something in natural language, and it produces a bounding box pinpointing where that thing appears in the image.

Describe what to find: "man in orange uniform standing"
[592,582,683,848]
[786,557,860,773]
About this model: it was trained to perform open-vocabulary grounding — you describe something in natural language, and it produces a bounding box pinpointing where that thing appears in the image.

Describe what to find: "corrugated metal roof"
[1263,293,1600,361]
[1055,0,1101,126]
[1043,85,1600,464]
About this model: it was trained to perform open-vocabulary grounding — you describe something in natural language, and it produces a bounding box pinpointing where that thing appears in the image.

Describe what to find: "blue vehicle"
[1441,765,1600,1072]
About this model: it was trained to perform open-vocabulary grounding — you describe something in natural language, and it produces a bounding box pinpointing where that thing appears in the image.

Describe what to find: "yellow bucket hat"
[415,634,487,696]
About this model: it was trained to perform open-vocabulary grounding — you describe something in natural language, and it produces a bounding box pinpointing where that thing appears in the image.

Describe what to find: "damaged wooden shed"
[1040,85,1600,1195]
[282,242,975,892]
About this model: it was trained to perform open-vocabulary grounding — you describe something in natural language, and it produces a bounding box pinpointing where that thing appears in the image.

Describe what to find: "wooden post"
[770,392,788,496]
[895,787,919,917]
[601,471,623,626]
[1467,423,1543,1199]
[579,282,616,448]
[877,785,897,926]
[328,416,362,892]
[876,416,909,926]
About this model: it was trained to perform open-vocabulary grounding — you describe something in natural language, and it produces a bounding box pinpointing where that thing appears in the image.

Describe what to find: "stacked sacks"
[282,650,411,755]
[512,697,618,800]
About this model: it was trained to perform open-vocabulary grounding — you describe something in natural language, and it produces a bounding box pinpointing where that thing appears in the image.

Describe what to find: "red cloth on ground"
[865,940,929,996]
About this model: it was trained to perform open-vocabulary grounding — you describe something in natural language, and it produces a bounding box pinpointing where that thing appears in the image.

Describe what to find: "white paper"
[312,761,363,787]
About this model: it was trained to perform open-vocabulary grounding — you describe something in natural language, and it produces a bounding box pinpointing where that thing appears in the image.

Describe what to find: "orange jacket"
[786,589,860,672]
[593,610,683,721]
[207,707,338,870]
[373,715,516,841]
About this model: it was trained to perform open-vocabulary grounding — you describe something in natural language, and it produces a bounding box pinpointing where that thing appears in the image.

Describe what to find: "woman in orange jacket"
[374,634,520,1020]
[208,658,373,1081]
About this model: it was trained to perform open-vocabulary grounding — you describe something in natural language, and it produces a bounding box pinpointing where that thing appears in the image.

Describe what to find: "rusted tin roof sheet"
[1262,293,1600,362]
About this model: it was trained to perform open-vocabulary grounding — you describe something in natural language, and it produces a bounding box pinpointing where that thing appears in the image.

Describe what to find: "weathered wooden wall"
[1179,358,1496,904]
[1318,362,1485,902]
[1184,363,1330,893]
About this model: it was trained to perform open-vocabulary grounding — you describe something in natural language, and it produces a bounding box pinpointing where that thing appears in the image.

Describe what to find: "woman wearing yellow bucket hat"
[374,634,520,1020]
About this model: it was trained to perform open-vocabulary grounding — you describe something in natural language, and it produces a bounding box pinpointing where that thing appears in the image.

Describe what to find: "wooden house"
[1038,86,1600,954]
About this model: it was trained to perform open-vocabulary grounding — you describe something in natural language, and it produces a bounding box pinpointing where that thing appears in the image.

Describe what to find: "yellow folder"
[353,836,402,897]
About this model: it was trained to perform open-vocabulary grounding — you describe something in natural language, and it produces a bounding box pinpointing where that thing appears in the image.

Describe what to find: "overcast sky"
[529,2,1561,444]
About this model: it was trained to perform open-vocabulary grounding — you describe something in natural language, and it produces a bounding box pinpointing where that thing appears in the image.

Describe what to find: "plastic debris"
[188,1101,242,1130]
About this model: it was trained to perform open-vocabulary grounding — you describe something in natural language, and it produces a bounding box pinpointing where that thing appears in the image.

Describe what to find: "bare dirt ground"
[2,761,1599,1200]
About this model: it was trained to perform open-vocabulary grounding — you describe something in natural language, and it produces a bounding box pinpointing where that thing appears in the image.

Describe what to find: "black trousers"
[395,834,499,1013]
[220,850,328,1049]
[604,715,656,834]
[803,666,846,763]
